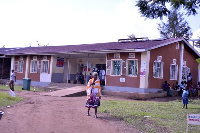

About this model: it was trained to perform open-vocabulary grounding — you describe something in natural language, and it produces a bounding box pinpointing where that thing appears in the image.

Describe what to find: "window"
[182,66,190,82]
[176,42,179,49]
[14,61,18,72]
[41,60,49,73]
[111,60,122,75]
[18,61,24,73]
[127,60,138,76]
[14,61,24,72]
[31,60,38,73]
[153,61,163,78]
[170,64,178,80]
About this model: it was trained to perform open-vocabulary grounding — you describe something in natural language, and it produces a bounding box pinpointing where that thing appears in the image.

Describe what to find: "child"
[182,88,189,109]
[167,84,172,97]
[174,82,179,90]
[179,81,184,96]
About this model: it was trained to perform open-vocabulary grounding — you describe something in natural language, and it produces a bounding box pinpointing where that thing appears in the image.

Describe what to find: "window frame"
[153,61,163,79]
[41,60,49,74]
[170,64,178,80]
[14,61,19,72]
[111,59,122,76]
[30,60,38,73]
[182,66,189,82]
[126,59,138,77]
[18,61,24,73]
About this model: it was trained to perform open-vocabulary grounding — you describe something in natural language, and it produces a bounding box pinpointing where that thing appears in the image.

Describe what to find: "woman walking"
[85,72,101,118]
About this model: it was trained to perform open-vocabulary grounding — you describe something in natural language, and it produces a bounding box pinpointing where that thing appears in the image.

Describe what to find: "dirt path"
[0,91,140,133]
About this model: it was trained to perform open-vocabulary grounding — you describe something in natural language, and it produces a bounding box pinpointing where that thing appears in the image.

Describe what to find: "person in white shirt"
[9,70,16,97]
[187,73,192,83]
[99,69,106,85]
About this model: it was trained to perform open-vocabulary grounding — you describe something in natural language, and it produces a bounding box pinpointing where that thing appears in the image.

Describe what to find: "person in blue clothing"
[182,88,189,109]
[163,81,168,91]
[163,81,172,96]
[178,81,185,96]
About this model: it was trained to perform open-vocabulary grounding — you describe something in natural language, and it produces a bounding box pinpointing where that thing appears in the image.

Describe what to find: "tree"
[136,0,200,19]
[158,9,192,39]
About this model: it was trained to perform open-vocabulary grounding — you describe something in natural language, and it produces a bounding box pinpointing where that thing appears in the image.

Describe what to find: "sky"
[0,0,200,48]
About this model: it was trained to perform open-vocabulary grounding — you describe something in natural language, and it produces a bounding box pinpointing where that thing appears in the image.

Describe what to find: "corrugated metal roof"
[0,38,199,57]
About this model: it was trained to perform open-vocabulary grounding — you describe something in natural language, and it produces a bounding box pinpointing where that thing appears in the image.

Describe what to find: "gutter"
[4,49,146,56]
[146,38,183,51]
[5,53,56,56]
[0,55,11,58]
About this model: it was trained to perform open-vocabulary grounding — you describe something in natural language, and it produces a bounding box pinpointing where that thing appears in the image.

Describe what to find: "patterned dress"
[85,78,101,108]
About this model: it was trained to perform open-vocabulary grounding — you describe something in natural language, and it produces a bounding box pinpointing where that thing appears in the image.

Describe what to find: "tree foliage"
[158,9,192,39]
[136,0,200,19]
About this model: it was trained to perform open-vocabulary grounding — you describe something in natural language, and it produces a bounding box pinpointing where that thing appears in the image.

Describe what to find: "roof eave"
[146,38,200,57]
[5,53,55,56]
[182,39,200,57]
[77,49,146,53]
[147,38,183,51]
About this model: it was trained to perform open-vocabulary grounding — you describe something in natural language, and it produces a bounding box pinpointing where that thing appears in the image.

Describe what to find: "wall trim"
[103,86,162,93]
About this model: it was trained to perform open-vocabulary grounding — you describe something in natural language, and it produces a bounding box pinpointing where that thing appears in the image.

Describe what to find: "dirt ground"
[0,90,141,133]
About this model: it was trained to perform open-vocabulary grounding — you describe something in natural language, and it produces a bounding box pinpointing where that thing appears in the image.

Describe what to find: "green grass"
[99,99,200,133]
[0,85,44,92]
[0,92,23,107]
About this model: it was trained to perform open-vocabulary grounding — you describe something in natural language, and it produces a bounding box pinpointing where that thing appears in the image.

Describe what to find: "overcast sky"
[0,0,200,48]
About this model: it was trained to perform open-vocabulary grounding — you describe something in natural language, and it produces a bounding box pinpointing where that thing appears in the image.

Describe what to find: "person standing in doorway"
[99,67,106,85]
[9,70,16,97]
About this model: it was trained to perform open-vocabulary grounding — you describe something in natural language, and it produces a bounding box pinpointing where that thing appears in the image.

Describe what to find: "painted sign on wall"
[56,57,64,67]
[120,77,125,82]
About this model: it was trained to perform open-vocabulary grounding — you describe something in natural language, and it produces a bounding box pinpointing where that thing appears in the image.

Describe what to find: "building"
[0,38,199,92]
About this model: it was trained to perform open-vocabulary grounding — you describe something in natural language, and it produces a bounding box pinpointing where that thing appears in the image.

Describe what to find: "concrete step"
[102,90,167,100]
[61,91,86,97]
[41,85,86,97]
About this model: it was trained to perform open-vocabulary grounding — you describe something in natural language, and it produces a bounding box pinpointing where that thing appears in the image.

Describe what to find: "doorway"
[96,64,106,85]
[0,58,11,79]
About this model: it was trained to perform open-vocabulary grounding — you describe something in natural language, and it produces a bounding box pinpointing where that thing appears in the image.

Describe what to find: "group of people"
[77,67,106,85]
[92,67,106,85]
[163,81,190,109]
[163,73,199,109]
[175,73,198,97]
